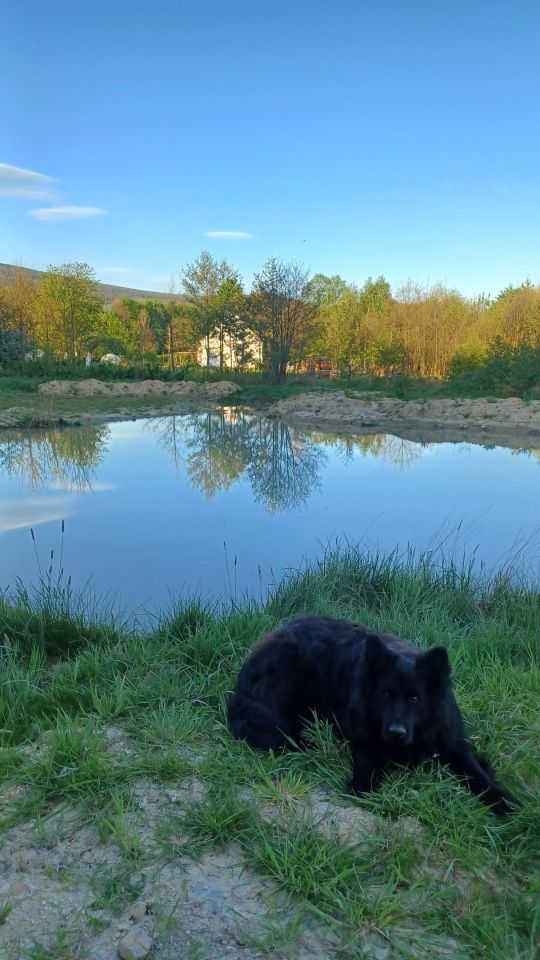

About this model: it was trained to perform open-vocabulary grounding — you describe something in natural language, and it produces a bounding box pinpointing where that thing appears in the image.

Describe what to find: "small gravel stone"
[117,925,152,960]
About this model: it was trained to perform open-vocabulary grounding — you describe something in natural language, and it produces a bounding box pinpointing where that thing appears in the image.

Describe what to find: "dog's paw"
[346,779,371,798]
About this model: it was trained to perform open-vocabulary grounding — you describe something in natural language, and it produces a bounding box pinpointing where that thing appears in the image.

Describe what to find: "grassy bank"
[0,547,538,959]
[0,374,524,428]
[0,372,335,428]
[0,369,527,432]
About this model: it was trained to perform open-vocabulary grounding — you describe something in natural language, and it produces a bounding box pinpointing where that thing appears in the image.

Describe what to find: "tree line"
[1,255,539,386]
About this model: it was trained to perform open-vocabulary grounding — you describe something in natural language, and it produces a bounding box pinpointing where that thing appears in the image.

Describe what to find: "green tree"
[322,286,363,377]
[357,276,392,372]
[137,307,157,355]
[180,251,240,367]
[99,303,136,353]
[306,273,347,307]
[213,276,246,372]
[0,266,37,358]
[251,258,316,383]
[489,282,540,348]
[37,262,103,361]
[319,276,393,377]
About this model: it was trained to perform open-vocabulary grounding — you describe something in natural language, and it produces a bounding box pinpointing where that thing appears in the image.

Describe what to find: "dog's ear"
[363,634,395,671]
[419,646,451,681]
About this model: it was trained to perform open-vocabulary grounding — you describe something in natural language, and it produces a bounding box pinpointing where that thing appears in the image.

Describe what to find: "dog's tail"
[227,693,293,750]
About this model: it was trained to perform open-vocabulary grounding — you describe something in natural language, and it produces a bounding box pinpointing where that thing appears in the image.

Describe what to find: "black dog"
[227,615,516,815]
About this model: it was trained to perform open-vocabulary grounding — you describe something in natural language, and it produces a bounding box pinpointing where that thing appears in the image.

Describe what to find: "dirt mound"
[269,392,540,441]
[38,379,240,399]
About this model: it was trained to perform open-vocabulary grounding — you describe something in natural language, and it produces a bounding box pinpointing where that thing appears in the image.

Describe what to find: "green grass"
[223,375,511,409]
[0,546,538,957]
[88,862,146,915]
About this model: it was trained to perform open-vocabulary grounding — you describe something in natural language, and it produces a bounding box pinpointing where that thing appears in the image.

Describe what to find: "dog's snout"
[388,723,407,741]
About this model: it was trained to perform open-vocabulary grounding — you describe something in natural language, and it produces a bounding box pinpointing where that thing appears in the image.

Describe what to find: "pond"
[0,408,539,617]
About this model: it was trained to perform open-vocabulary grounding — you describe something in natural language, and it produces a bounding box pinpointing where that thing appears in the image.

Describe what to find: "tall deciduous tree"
[213,276,246,372]
[0,266,37,359]
[137,308,157,355]
[322,286,363,377]
[37,262,103,360]
[180,251,240,367]
[356,276,393,372]
[306,273,347,307]
[163,276,179,366]
[490,283,540,348]
[251,258,316,383]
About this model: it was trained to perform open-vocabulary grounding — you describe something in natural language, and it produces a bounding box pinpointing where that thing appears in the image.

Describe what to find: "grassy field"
[0,547,538,958]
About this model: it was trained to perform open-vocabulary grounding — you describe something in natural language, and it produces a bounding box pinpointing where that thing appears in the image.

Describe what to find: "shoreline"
[2,407,538,453]
[1,381,539,450]
[267,391,540,450]
[0,400,237,430]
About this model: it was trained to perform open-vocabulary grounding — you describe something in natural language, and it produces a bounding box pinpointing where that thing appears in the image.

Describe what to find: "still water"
[0,409,539,615]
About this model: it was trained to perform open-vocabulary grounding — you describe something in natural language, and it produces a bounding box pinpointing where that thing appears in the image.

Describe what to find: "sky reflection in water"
[0,409,539,615]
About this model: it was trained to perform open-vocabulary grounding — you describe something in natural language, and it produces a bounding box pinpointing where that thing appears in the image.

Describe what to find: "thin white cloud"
[47,480,118,493]
[205,230,254,239]
[0,162,54,199]
[0,497,72,534]
[98,267,134,276]
[29,205,106,221]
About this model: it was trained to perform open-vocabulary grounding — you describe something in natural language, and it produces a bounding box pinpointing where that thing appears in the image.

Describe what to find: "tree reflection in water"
[0,425,110,492]
[147,411,441,513]
[309,430,432,470]
[246,417,324,513]
[148,409,326,513]
[150,412,439,510]
[2,417,537,520]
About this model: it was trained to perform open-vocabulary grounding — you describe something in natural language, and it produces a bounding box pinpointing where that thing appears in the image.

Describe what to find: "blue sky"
[2,0,540,296]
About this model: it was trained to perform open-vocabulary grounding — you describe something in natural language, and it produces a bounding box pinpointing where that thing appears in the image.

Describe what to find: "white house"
[196,329,263,370]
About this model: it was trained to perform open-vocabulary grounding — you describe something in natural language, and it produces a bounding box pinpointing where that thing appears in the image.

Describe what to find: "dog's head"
[363,635,451,748]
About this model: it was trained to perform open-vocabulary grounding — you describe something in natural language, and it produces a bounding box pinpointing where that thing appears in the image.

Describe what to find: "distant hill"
[0,263,182,304]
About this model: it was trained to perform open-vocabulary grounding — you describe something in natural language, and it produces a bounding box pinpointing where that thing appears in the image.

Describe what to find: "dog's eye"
[382,690,391,698]
[410,695,420,703]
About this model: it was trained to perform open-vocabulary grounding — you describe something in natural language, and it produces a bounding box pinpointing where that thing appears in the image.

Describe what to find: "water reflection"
[309,431,433,469]
[0,425,110,491]
[149,409,325,513]
[1,413,539,521]
[145,411,540,512]
[1,413,539,607]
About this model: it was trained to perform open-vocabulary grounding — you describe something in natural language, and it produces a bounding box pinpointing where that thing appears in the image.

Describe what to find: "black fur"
[227,615,517,816]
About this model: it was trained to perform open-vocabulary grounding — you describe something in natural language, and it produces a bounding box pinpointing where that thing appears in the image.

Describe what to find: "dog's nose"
[388,724,407,741]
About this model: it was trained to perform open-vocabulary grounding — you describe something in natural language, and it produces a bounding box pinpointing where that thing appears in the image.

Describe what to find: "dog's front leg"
[348,740,386,796]
[441,741,517,816]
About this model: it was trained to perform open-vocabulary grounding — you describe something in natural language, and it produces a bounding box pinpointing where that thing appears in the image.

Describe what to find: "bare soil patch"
[269,391,540,448]
[0,784,383,960]
[38,379,240,400]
